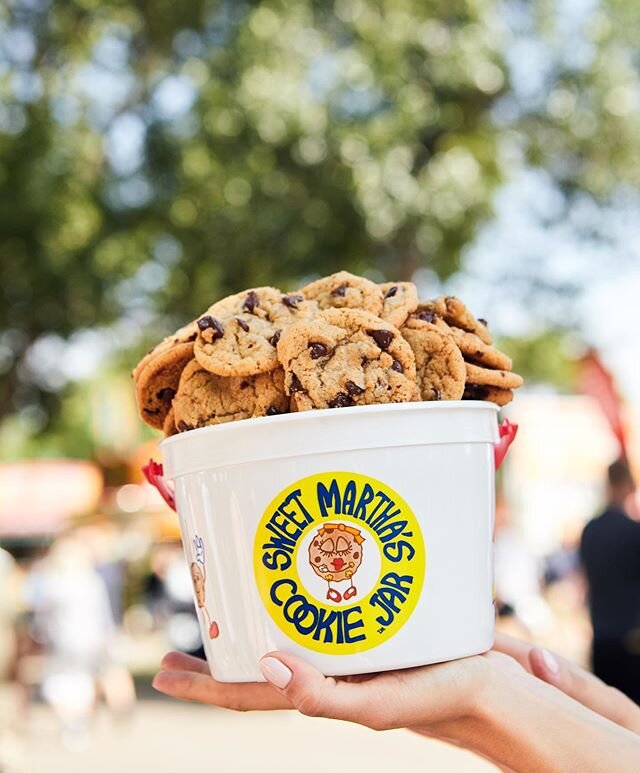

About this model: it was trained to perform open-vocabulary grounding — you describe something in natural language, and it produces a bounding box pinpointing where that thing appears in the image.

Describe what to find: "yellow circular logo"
[254,472,426,655]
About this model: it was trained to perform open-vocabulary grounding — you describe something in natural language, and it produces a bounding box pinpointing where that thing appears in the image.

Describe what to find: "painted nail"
[541,648,560,675]
[260,656,293,689]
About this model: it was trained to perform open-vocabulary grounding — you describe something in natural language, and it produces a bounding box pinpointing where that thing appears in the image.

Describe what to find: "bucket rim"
[161,399,499,447]
[160,400,501,478]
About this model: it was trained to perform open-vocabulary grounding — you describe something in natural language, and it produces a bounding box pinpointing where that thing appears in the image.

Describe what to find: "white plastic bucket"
[157,401,509,682]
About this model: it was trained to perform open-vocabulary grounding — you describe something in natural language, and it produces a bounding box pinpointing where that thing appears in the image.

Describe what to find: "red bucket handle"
[142,460,177,511]
[494,419,518,470]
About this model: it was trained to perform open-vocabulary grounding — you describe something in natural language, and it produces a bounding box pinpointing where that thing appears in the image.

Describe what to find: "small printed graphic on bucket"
[190,535,220,639]
[254,472,426,655]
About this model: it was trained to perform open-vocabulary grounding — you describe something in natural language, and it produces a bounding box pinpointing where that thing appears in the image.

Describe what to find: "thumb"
[258,652,385,728]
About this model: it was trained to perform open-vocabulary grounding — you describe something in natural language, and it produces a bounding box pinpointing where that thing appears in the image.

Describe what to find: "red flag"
[578,349,627,457]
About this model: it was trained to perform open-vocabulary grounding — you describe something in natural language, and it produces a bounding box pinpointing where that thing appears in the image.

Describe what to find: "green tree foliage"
[0,0,508,424]
[499,329,580,391]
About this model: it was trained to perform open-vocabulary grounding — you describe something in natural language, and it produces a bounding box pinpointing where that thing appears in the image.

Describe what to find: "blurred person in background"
[27,534,134,749]
[581,458,640,704]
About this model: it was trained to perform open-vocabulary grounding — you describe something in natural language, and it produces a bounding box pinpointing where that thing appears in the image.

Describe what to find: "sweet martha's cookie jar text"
[254,472,426,655]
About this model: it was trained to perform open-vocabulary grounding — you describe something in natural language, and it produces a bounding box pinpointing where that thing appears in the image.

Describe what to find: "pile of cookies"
[133,271,523,436]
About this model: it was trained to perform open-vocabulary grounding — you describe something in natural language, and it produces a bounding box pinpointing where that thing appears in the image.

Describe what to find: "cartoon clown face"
[190,561,206,608]
[308,523,364,603]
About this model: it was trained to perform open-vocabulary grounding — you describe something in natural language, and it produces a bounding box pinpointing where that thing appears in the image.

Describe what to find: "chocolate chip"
[331,283,347,297]
[417,310,436,323]
[328,392,354,408]
[345,380,365,396]
[242,290,259,313]
[390,359,403,373]
[282,293,303,309]
[197,315,224,341]
[463,384,489,400]
[309,342,327,359]
[478,318,488,327]
[177,420,192,432]
[239,380,250,389]
[289,373,305,393]
[235,317,249,332]
[156,387,176,401]
[367,328,393,350]
[384,285,398,299]
[431,388,442,401]
[266,405,281,416]
[269,330,281,347]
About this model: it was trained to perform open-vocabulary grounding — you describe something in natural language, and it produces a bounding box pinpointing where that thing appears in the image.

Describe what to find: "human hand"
[153,641,640,772]
[153,645,522,766]
[493,633,640,734]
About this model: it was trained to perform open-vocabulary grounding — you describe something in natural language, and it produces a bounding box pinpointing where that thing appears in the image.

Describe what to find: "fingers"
[258,651,483,730]
[153,669,292,711]
[161,651,210,675]
[492,633,535,673]
[259,652,380,726]
[529,647,640,734]
[495,635,640,734]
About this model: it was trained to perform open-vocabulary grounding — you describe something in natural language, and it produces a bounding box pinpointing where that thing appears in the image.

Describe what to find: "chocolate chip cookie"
[400,316,466,401]
[422,296,492,345]
[173,360,289,430]
[194,287,318,378]
[132,320,198,383]
[446,326,512,371]
[379,282,419,328]
[300,271,384,316]
[277,308,418,411]
[463,384,514,406]
[135,342,195,429]
[464,362,523,389]
[163,406,179,437]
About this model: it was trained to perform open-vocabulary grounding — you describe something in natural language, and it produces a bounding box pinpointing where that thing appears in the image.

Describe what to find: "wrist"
[453,659,517,754]
[421,656,510,751]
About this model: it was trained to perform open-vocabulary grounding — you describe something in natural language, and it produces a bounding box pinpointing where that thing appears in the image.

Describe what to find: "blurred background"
[1,0,639,771]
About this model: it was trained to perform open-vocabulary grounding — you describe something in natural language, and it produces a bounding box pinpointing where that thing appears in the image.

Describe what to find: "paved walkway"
[21,698,495,773]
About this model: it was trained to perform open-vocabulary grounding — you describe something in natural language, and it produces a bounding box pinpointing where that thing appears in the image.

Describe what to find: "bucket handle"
[494,419,518,470]
[142,460,177,511]
[142,419,518,507]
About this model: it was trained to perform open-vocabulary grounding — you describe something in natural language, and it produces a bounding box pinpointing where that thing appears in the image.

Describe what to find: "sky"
[451,170,640,405]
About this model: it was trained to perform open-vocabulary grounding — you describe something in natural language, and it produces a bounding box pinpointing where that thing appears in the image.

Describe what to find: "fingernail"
[152,675,170,694]
[260,656,292,689]
[541,648,560,675]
